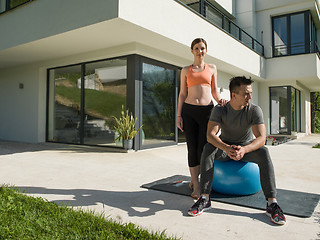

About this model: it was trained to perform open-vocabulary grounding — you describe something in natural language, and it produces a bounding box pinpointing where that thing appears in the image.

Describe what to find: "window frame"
[272,10,316,57]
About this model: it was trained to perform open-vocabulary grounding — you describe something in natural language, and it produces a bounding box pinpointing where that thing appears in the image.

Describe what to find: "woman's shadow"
[15,186,192,217]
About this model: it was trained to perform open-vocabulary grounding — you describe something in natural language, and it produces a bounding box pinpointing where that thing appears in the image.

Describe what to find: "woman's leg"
[182,103,200,197]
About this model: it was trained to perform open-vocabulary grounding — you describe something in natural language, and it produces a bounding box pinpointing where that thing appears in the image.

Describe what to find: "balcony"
[177,0,264,56]
[273,41,320,58]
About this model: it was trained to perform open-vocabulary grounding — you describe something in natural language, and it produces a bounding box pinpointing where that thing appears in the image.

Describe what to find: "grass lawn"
[0,186,179,240]
[312,143,320,148]
[55,86,126,119]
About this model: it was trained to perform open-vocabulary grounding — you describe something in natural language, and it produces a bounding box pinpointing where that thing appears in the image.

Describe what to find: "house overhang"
[0,0,265,80]
[266,54,320,92]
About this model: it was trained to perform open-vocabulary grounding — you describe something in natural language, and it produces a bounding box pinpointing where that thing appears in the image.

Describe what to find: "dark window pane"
[273,16,288,56]
[84,59,127,147]
[270,87,288,134]
[48,65,82,144]
[142,63,176,147]
[290,13,305,54]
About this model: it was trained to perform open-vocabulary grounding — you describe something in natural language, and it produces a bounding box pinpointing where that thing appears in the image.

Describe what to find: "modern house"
[1,0,319,150]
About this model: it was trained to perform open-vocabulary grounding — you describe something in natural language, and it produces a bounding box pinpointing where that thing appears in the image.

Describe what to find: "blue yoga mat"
[141,175,320,218]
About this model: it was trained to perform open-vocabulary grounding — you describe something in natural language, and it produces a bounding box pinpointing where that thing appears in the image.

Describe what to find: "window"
[141,60,177,148]
[47,55,179,150]
[47,65,82,144]
[83,59,127,146]
[47,58,127,148]
[270,86,301,135]
[272,11,317,57]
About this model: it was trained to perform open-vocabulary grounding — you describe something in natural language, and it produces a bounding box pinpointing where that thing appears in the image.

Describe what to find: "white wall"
[119,0,265,78]
[0,0,119,51]
[0,65,41,142]
[234,0,257,38]
[215,0,234,15]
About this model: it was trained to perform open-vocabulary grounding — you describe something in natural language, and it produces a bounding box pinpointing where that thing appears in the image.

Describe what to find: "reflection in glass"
[273,16,288,56]
[48,65,82,144]
[142,63,175,147]
[270,86,301,135]
[290,13,305,54]
[270,87,288,134]
[48,59,127,147]
[273,11,317,56]
[84,59,127,146]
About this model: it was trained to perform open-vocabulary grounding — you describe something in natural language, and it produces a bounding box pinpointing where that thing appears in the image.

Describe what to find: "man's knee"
[258,146,271,159]
[202,143,216,158]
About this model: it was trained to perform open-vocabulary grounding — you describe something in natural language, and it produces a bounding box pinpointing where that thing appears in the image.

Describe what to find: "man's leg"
[241,146,276,199]
[241,146,286,225]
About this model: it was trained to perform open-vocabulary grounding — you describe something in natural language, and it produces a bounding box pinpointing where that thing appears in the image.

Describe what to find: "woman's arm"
[176,67,188,132]
[209,64,228,106]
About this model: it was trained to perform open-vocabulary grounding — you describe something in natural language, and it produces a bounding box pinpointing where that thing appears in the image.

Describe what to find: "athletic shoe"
[188,196,211,216]
[266,202,286,225]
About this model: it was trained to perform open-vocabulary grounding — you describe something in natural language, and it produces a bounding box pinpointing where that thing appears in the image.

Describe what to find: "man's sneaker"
[266,202,286,225]
[188,196,211,216]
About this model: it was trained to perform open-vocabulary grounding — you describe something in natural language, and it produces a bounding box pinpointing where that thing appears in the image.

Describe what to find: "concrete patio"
[0,134,319,240]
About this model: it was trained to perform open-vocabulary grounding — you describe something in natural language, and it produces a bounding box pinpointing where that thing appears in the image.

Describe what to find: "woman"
[177,38,227,199]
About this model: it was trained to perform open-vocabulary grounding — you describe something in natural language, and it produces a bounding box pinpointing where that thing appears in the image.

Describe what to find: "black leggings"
[182,103,213,167]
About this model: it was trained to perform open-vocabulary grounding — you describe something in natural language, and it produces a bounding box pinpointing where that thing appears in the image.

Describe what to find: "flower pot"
[123,139,133,150]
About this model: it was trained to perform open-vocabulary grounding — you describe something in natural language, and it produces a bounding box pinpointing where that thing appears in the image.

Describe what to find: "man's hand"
[227,145,246,161]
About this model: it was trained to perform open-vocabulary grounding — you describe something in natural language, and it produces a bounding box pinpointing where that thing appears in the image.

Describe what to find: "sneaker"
[188,196,211,216]
[266,202,286,225]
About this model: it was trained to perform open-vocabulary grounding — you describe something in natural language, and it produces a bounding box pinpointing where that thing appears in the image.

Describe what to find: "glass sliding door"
[83,59,127,146]
[47,65,82,144]
[291,88,296,132]
[47,54,179,150]
[47,58,127,148]
[296,90,301,132]
[270,87,288,134]
[270,86,301,135]
[291,88,301,133]
[141,61,176,148]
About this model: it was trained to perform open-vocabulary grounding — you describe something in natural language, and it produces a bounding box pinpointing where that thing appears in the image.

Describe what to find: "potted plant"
[112,106,142,150]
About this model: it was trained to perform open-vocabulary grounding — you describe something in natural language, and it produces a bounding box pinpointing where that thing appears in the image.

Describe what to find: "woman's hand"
[176,116,184,132]
[218,98,228,107]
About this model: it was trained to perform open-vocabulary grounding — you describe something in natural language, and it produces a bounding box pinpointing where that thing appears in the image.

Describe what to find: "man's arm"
[207,121,239,160]
[234,123,267,160]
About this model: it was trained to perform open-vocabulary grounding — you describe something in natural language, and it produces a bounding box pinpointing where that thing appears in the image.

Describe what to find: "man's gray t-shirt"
[209,102,264,144]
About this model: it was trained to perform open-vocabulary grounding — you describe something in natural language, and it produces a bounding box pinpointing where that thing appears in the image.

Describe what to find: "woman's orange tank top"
[186,63,212,88]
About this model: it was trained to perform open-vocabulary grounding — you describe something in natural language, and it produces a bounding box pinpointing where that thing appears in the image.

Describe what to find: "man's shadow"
[16,186,191,217]
[15,186,274,225]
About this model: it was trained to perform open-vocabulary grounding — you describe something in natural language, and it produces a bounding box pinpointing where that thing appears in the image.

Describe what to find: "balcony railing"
[0,0,33,14]
[274,41,320,57]
[177,0,264,56]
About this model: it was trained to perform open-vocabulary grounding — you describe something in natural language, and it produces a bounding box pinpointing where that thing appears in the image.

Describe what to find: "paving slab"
[0,134,319,240]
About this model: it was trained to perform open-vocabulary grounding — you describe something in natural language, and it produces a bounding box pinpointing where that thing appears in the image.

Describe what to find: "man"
[187,76,286,225]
